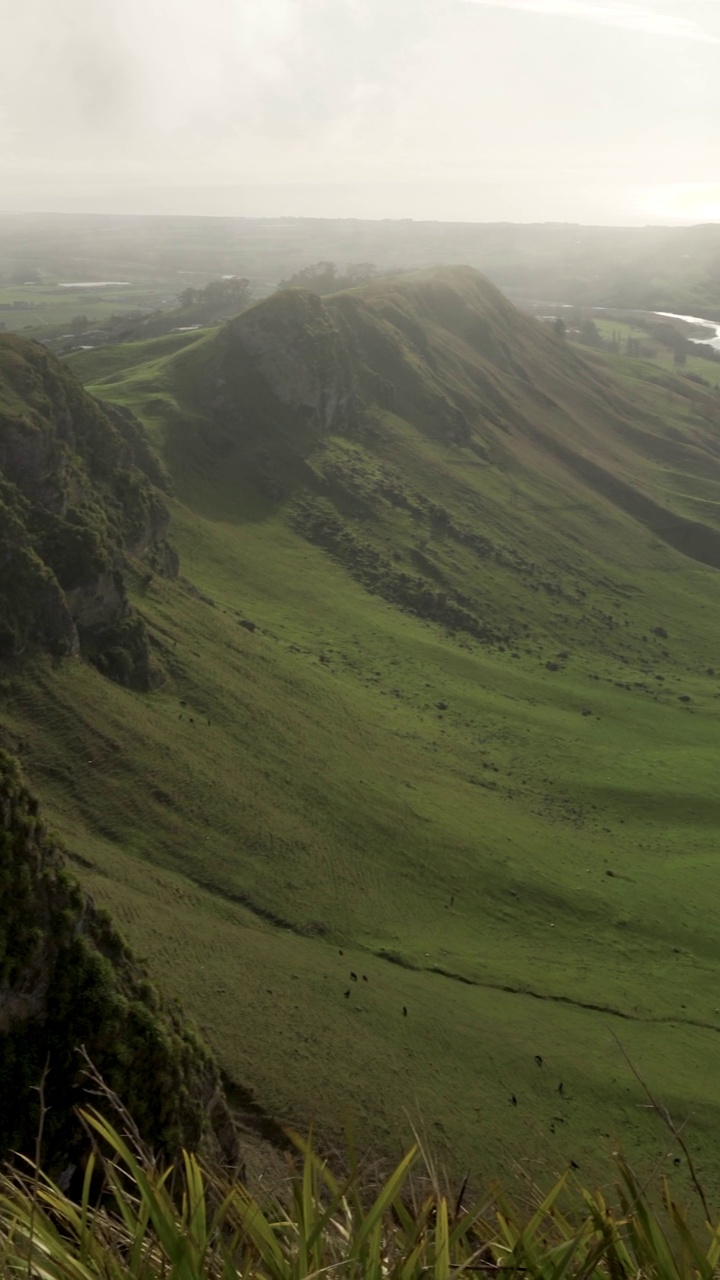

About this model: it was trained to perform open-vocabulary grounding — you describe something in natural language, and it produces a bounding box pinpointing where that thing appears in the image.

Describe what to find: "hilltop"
[5,266,720,1188]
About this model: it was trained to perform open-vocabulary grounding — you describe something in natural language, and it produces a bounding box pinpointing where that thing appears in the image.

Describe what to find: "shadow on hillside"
[584,785,720,824]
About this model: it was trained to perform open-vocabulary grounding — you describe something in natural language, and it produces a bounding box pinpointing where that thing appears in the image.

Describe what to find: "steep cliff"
[0,747,238,1171]
[226,289,357,435]
[0,335,176,686]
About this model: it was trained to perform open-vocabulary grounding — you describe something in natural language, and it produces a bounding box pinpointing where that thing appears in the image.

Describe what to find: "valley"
[4,266,720,1190]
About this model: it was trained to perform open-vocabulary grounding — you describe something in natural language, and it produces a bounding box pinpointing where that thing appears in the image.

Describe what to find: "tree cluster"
[178,277,253,316]
[278,261,380,296]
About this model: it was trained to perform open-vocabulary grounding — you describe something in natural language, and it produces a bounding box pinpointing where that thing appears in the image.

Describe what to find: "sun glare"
[641,183,720,223]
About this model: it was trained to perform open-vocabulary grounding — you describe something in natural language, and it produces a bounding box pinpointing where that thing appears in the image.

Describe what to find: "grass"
[7,267,720,1190]
[0,281,174,335]
[5,1107,720,1280]
[590,318,720,388]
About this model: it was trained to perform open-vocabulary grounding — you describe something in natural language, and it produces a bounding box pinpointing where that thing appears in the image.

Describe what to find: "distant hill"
[6,266,720,1188]
[2,213,720,318]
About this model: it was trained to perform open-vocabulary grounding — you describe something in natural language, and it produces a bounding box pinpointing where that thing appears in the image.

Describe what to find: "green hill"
[6,266,720,1190]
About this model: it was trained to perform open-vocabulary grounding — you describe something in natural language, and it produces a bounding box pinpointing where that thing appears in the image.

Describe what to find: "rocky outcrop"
[0,748,240,1172]
[227,290,358,435]
[0,335,177,685]
[65,570,126,629]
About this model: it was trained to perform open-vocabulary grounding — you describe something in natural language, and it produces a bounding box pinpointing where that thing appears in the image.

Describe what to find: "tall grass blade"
[434,1195,450,1280]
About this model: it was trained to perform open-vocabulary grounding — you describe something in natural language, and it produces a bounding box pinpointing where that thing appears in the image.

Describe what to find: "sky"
[2,0,720,223]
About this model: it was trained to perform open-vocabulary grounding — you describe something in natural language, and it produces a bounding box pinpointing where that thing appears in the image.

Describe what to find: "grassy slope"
[8,266,720,1191]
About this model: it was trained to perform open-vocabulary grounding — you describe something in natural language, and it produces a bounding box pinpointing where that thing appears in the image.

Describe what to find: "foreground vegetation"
[3,1106,720,1280]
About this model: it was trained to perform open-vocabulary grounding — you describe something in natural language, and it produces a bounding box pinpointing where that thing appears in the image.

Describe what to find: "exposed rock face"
[228,290,358,435]
[0,335,176,685]
[0,748,240,1171]
[0,417,69,513]
[29,577,80,656]
[65,570,126,629]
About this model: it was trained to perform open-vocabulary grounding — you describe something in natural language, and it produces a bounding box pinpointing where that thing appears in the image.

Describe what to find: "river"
[650,311,720,351]
[527,298,720,351]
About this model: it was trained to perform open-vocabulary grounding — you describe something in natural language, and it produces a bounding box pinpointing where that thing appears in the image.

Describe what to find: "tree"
[278,262,339,294]
[579,319,601,347]
[177,278,252,317]
[346,263,378,285]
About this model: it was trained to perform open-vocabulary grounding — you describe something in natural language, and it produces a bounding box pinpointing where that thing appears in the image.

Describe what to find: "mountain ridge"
[161,266,720,636]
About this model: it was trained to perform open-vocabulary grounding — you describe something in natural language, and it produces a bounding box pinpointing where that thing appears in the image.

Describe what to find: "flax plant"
[2,1110,720,1280]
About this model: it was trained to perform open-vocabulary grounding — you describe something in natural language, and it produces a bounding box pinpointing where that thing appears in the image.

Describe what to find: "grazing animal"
[534,1055,543,1067]
[350,972,358,981]
[558,1082,564,1096]
[344,990,350,999]
[339,949,344,956]
[570,1161,579,1171]
[510,1095,517,1107]
[362,974,368,982]
[402,1006,408,1016]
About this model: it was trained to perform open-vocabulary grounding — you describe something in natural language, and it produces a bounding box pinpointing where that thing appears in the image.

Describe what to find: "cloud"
[0,0,445,178]
[2,0,719,219]
[459,0,720,43]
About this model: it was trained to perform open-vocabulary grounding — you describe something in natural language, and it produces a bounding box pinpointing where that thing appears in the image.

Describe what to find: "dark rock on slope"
[227,289,358,436]
[0,335,176,686]
[0,747,239,1172]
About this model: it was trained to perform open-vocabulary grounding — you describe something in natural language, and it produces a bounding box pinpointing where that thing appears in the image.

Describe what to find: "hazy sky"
[2,0,720,223]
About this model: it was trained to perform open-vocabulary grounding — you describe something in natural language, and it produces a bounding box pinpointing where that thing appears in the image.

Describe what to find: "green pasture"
[0,281,174,334]
[592,318,646,344]
[590,317,720,387]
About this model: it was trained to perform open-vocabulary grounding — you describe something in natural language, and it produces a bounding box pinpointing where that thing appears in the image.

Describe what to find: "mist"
[2,0,720,223]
